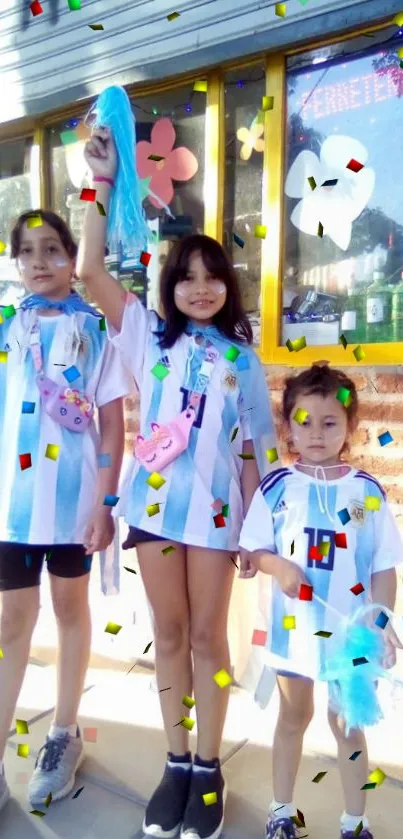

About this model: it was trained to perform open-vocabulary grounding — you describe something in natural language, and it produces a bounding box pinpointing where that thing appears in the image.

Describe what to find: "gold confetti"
[283,616,296,630]
[203,792,217,805]
[275,2,286,16]
[262,95,274,111]
[26,215,42,229]
[213,668,233,688]
[365,496,381,511]
[0,241,6,255]
[167,11,180,21]
[146,472,166,490]
[45,444,60,461]
[368,768,386,786]
[147,503,161,517]
[193,80,208,92]
[182,695,196,709]
[0,351,8,363]
[104,621,122,635]
[293,408,308,424]
[266,447,278,464]
[16,719,29,735]
[180,716,195,731]
[254,224,267,239]
[353,345,366,362]
[17,744,30,758]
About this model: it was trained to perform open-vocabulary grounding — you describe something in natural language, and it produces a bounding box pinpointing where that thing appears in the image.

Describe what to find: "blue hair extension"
[88,85,150,253]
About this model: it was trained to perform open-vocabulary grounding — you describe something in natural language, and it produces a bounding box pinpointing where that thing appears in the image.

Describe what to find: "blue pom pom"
[90,86,150,253]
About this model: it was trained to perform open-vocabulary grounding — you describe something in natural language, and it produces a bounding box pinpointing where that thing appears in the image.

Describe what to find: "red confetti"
[80,188,97,202]
[346,158,364,173]
[350,582,365,596]
[140,251,151,267]
[299,583,313,601]
[19,453,32,471]
[30,0,43,15]
[309,546,323,561]
[252,628,267,646]
[335,532,347,548]
[213,514,226,529]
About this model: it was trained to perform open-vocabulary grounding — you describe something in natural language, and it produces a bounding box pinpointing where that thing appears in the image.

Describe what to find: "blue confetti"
[22,401,36,414]
[103,494,119,507]
[25,554,33,568]
[63,365,80,384]
[378,431,393,447]
[338,507,351,525]
[374,610,389,630]
[236,356,250,372]
[233,233,245,248]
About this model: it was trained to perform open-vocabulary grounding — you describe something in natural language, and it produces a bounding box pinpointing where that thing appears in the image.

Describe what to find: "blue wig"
[87,85,150,253]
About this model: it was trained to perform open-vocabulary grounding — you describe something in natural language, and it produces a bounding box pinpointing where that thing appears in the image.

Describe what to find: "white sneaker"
[0,764,10,813]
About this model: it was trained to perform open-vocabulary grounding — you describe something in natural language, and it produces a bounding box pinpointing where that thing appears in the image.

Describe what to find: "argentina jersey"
[240,465,403,682]
[0,307,130,545]
[107,294,276,550]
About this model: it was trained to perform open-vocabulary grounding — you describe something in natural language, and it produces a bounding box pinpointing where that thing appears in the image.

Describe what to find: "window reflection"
[0,138,35,306]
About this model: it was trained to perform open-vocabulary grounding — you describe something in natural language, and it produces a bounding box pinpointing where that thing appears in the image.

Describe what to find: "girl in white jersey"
[0,210,130,816]
[240,363,403,839]
[78,127,276,839]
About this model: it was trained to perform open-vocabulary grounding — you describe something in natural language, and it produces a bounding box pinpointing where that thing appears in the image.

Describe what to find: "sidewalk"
[2,560,403,839]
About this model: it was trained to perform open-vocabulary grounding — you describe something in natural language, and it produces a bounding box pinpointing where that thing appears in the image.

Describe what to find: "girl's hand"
[274,556,309,598]
[84,127,117,179]
[84,508,115,555]
[381,623,403,669]
[238,549,257,579]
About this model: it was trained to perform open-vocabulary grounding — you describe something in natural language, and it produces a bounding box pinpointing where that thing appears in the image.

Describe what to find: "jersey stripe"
[354,470,386,499]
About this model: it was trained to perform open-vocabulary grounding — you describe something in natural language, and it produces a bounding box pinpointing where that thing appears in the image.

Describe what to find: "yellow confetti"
[104,621,122,635]
[319,540,330,557]
[182,695,196,709]
[193,80,208,92]
[146,503,161,517]
[0,241,6,255]
[398,47,403,59]
[17,744,30,758]
[368,768,386,786]
[262,95,274,111]
[0,646,3,658]
[203,792,217,805]
[0,351,8,363]
[275,2,286,16]
[45,444,60,461]
[26,215,42,229]
[146,472,166,490]
[353,345,366,362]
[393,12,403,26]
[293,408,308,424]
[213,668,233,688]
[16,719,29,735]
[365,495,381,511]
[167,11,180,21]
[283,616,296,630]
[254,224,267,239]
[266,447,278,464]
[180,716,195,731]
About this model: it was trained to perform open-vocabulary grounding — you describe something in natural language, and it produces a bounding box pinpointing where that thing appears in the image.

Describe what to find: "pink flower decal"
[136,118,198,209]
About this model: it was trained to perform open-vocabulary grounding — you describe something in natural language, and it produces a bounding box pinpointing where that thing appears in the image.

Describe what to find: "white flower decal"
[285,136,375,251]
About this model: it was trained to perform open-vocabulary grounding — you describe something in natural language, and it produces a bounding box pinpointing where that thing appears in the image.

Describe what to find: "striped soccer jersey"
[0,307,131,545]
[107,294,275,550]
[239,464,403,682]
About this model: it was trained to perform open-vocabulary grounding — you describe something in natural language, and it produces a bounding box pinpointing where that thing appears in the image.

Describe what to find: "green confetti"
[60,130,78,145]
[30,810,46,818]
[99,316,106,331]
[161,545,176,555]
[238,453,255,460]
[96,201,106,216]
[308,176,317,190]
[314,630,333,638]
[151,362,169,381]
[230,427,239,442]
[88,23,104,30]
[143,641,153,655]
[225,345,240,363]
[312,771,327,783]
[68,0,81,9]
[317,222,324,238]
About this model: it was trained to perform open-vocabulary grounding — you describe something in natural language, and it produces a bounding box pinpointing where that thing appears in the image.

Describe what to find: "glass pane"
[283,26,403,348]
[223,65,265,345]
[0,137,35,306]
[49,83,205,310]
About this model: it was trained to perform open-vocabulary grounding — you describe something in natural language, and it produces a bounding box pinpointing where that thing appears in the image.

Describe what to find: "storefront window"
[49,83,205,311]
[0,137,37,306]
[283,27,403,347]
[223,65,265,345]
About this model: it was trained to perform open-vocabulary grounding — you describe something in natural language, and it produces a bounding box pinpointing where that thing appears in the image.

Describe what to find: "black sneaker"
[180,756,226,839]
[143,753,192,838]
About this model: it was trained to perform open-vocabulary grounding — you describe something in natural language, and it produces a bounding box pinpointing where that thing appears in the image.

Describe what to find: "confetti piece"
[361,782,377,790]
[238,453,255,460]
[353,657,368,666]
[374,611,389,629]
[334,533,347,549]
[350,583,365,595]
[211,498,225,513]
[308,176,317,190]
[0,241,6,255]
[167,11,180,21]
[293,407,308,424]
[16,719,29,735]
[349,750,362,761]
[368,768,386,786]
[317,222,324,238]
[63,365,80,383]
[162,545,176,555]
[193,80,208,92]
[0,647,3,658]
[275,2,286,16]
[68,0,81,8]
[252,628,267,646]
[354,821,364,836]
[180,716,195,731]
[394,12,403,26]
[72,786,85,799]
[45,444,59,461]
[25,554,33,568]
[0,352,8,363]
[299,584,313,601]
[99,316,106,332]
[44,792,52,808]
[182,695,196,709]
[143,641,153,654]
[230,555,239,569]
[123,566,137,575]
[83,556,91,572]
[347,159,364,173]
[147,503,161,517]
[319,540,330,556]
[290,540,295,555]
[3,305,16,319]
[222,503,229,518]
[254,224,267,239]
[80,188,96,202]
[146,472,166,491]
[283,615,296,630]
[336,387,352,407]
[17,744,30,758]
[292,811,306,829]
[19,453,32,471]
[233,233,245,248]
[96,201,106,217]
[83,727,97,743]
[30,809,45,817]
[203,792,217,805]
[60,130,78,145]
[353,345,366,362]
[89,23,104,30]
[98,452,111,468]
[312,771,327,783]
[230,427,239,442]
[338,507,351,525]
[22,401,35,414]
[213,668,233,688]
[225,345,240,362]
[213,513,226,528]
[151,361,170,381]
[104,622,122,635]
[309,546,323,561]
[365,495,381,511]
[322,178,338,187]
[339,334,348,349]
[159,687,172,692]
[262,95,274,111]
[266,447,278,464]
[286,336,307,352]
[378,431,393,447]
[148,154,165,162]
[103,494,119,507]
[140,251,151,267]
[235,355,250,371]
[315,630,333,638]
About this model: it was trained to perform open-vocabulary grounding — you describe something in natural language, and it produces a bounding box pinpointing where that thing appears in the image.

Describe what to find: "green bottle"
[366,272,392,344]
[340,286,367,345]
[391,274,403,343]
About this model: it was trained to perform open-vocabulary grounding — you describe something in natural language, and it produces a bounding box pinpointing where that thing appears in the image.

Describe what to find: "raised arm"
[77,127,127,332]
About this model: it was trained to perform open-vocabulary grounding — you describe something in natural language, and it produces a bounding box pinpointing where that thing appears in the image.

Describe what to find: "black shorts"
[122,527,165,550]
[0,542,93,592]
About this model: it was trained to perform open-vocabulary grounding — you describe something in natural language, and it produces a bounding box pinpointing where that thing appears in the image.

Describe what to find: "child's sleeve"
[372,499,403,573]
[105,292,157,388]
[239,486,276,553]
[94,341,133,408]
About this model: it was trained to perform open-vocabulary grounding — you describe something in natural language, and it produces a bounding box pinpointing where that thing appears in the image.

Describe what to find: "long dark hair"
[10,210,78,260]
[158,234,253,348]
